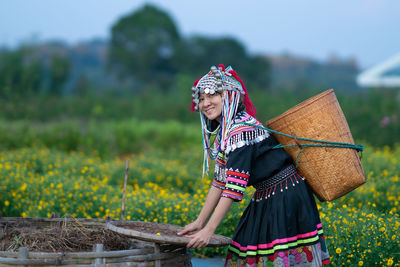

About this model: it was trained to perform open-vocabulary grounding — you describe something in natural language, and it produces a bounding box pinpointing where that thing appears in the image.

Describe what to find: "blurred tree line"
[0,44,70,98]
[107,4,270,91]
[0,3,398,147]
[0,3,361,98]
[0,4,270,98]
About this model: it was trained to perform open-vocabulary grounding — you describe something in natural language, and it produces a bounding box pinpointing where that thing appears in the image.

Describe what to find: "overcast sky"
[1,0,399,69]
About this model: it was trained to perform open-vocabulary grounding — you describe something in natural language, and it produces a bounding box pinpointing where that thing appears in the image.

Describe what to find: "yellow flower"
[20,183,27,191]
[358,260,363,266]
[387,258,394,266]
[4,200,9,206]
[336,248,342,254]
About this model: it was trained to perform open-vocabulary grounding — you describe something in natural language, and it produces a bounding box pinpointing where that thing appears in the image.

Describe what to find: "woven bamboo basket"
[266,89,366,201]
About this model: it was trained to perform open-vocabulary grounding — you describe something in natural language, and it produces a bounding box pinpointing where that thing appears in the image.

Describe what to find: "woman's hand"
[186,227,214,249]
[177,220,203,236]
[184,197,233,249]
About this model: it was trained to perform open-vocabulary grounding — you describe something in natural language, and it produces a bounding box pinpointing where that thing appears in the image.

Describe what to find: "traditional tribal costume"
[191,65,330,267]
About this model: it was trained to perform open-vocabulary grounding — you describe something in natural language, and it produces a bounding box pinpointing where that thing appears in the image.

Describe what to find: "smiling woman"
[179,64,330,266]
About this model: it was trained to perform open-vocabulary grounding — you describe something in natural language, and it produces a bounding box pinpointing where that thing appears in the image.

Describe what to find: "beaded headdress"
[190,64,256,177]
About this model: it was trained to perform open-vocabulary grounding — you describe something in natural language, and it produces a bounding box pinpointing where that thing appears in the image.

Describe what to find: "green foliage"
[0,46,42,97]
[106,4,271,92]
[108,4,180,90]
[317,145,400,266]
[0,119,202,158]
[0,86,399,148]
[49,53,71,95]
[336,88,400,147]
[0,45,71,97]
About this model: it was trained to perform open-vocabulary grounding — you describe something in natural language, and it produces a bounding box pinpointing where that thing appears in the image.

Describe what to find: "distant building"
[357,53,400,87]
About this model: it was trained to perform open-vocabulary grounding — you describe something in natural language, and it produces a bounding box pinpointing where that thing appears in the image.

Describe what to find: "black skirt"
[224,168,330,266]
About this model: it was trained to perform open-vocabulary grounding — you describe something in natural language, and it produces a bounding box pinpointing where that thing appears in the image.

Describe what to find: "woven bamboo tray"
[107,221,232,247]
[266,89,366,201]
[0,217,191,266]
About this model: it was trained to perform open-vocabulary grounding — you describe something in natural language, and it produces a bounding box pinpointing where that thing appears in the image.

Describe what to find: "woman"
[177,65,330,266]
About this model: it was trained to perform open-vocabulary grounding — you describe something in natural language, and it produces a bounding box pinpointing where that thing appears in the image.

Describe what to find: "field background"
[1,103,399,266]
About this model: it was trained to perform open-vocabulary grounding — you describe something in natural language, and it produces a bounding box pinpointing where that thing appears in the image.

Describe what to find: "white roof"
[357,53,400,87]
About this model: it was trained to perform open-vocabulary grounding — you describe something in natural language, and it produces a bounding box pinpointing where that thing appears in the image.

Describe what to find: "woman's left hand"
[185,227,214,249]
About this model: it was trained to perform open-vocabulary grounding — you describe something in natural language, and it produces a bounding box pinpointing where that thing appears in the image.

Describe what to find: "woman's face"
[198,92,223,122]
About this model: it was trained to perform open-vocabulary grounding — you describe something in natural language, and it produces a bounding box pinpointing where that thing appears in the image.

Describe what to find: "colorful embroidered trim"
[224,112,270,155]
[225,242,330,266]
[221,168,250,201]
[228,224,325,258]
[212,179,226,190]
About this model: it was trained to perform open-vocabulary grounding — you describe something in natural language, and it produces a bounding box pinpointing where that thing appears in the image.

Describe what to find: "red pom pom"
[228,70,257,118]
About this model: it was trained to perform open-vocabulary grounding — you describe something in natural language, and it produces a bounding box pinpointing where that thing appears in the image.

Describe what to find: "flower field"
[1,128,399,265]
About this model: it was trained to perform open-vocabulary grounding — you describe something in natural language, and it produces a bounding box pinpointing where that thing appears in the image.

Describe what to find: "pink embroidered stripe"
[227,177,248,185]
[229,126,256,135]
[231,224,323,251]
[236,114,251,123]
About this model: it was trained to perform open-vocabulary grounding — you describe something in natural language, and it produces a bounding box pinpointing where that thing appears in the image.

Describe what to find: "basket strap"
[241,122,364,167]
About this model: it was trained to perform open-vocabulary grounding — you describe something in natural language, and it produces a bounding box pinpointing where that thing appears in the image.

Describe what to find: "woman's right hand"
[177,220,203,236]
